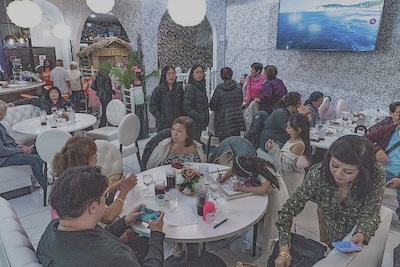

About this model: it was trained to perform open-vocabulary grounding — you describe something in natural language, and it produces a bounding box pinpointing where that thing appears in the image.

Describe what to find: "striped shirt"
[50,67,69,94]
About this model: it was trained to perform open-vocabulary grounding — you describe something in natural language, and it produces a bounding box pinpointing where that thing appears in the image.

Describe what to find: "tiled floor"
[6,135,400,267]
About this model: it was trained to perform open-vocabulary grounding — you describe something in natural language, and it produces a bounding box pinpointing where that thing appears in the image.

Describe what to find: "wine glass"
[210,180,222,213]
[143,173,153,198]
[51,106,57,115]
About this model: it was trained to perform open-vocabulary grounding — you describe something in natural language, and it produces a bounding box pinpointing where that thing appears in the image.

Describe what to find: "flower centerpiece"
[176,166,203,196]
[55,110,69,122]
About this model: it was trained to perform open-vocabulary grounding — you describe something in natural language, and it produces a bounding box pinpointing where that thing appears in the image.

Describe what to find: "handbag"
[267,233,327,267]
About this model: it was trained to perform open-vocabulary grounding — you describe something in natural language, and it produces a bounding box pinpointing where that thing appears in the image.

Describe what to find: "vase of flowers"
[176,167,203,196]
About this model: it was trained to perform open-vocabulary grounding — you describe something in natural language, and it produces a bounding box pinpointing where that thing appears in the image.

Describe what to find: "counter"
[0,81,45,102]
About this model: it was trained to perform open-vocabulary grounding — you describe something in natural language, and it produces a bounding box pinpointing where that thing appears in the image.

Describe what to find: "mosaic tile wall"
[225,0,399,114]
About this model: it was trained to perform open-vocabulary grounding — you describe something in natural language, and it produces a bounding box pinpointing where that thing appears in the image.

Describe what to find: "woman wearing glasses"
[182,64,209,141]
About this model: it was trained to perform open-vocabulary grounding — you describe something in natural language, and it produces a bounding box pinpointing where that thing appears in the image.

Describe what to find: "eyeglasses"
[103,190,110,199]
[194,71,204,75]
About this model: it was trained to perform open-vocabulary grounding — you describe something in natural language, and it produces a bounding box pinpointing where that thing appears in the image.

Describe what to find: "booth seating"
[0,197,42,267]
[0,104,40,198]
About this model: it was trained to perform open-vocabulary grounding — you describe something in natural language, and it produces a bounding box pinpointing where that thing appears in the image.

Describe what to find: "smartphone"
[331,241,362,253]
[138,206,160,223]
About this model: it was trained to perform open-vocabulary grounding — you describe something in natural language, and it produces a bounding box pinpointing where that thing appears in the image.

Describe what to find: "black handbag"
[267,233,327,267]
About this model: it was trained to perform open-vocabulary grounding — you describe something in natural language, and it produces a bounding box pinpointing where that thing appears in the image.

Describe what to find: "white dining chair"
[111,114,141,164]
[95,140,123,182]
[336,99,349,119]
[35,129,72,206]
[86,99,127,141]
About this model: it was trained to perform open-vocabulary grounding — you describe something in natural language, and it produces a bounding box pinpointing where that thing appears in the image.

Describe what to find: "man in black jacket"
[37,166,165,267]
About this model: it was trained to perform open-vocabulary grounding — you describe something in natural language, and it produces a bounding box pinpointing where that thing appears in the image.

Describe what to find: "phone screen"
[331,241,362,253]
[138,206,160,222]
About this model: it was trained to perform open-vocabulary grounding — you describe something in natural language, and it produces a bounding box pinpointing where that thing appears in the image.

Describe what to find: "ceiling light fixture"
[86,0,115,14]
[6,0,43,28]
[167,0,206,27]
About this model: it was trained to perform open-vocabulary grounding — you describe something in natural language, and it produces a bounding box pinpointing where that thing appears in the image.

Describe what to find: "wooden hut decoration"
[76,37,132,69]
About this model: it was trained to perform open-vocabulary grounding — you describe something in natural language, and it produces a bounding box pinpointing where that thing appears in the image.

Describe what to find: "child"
[265,113,310,195]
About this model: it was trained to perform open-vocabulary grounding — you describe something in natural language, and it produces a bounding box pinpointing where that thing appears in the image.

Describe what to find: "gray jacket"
[0,124,22,166]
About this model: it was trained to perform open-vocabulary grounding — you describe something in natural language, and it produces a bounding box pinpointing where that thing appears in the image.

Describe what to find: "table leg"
[253,223,258,256]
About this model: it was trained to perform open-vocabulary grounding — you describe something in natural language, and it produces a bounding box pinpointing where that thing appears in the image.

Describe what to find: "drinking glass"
[51,106,57,115]
[154,179,166,196]
[143,173,153,198]
[199,165,210,185]
[210,180,222,213]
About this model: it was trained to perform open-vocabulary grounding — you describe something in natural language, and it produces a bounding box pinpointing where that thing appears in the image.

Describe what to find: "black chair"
[354,125,368,134]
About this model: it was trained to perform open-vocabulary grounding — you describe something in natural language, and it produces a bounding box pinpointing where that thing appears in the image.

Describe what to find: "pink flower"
[133,80,141,86]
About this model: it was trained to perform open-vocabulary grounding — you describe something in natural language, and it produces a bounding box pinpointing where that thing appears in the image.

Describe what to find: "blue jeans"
[246,110,270,149]
[1,153,45,188]
[70,91,81,111]
[387,170,400,219]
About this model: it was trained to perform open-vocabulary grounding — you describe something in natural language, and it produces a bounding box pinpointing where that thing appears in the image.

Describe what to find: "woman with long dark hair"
[149,65,183,131]
[265,113,310,195]
[274,135,385,267]
[304,91,324,127]
[259,92,310,151]
[182,64,209,141]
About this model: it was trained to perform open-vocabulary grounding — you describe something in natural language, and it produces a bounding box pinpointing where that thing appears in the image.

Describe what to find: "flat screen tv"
[276,0,385,51]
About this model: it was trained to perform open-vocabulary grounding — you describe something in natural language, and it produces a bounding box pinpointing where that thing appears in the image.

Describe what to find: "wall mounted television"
[276,0,385,51]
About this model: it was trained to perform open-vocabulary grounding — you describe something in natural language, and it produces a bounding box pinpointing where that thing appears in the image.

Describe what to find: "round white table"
[310,123,364,150]
[12,113,97,136]
[120,163,269,266]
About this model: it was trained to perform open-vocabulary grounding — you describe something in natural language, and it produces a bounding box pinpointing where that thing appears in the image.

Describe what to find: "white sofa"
[253,206,393,267]
[0,197,42,267]
[0,104,39,197]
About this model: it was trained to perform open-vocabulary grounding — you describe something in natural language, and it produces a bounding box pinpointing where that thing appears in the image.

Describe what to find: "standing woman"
[183,64,209,141]
[209,67,245,141]
[41,59,54,88]
[243,62,264,107]
[304,91,324,127]
[149,65,183,132]
[259,65,287,115]
[274,136,385,267]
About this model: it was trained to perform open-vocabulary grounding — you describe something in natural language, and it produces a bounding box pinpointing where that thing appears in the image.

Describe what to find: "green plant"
[109,52,158,99]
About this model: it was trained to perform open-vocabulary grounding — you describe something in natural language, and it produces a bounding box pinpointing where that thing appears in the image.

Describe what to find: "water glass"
[143,173,154,198]
[199,165,210,185]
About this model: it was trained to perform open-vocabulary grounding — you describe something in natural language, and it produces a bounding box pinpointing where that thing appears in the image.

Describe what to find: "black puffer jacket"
[149,82,183,131]
[209,79,245,137]
[183,81,209,130]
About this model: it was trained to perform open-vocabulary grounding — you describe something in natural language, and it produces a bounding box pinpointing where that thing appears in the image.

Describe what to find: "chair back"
[95,140,123,181]
[106,99,127,126]
[336,99,348,119]
[354,125,367,135]
[117,114,141,146]
[35,130,72,164]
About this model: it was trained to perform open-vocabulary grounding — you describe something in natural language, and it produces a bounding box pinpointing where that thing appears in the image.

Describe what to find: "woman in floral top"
[274,135,385,267]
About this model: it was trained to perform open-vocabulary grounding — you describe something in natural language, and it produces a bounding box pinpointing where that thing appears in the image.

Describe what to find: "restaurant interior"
[0,0,399,266]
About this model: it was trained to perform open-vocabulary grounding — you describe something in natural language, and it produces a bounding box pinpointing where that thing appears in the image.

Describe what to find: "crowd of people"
[0,59,398,267]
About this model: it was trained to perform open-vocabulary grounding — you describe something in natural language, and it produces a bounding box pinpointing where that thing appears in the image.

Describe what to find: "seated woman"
[265,113,310,196]
[146,116,205,169]
[146,116,205,259]
[52,136,137,224]
[8,86,74,114]
[273,135,385,267]
[218,156,280,195]
[259,92,310,151]
[304,91,324,127]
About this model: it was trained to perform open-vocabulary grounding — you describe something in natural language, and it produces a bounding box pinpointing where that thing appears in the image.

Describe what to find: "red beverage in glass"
[197,196,206,216]
[155,187,166,195]
[154,179,166,196]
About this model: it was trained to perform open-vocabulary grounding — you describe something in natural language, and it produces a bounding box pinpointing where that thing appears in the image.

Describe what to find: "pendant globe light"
[6,0,43,28]
[167,0,206,27]
[86,0,115,14]
[53,23,71,39]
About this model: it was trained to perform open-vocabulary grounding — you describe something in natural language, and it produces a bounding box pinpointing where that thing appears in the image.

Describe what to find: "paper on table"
[165,208,198,227]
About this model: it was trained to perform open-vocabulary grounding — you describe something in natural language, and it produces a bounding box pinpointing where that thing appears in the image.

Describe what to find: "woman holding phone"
[273,136,385,267]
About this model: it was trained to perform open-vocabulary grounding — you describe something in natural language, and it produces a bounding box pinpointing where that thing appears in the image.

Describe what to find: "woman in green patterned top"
[274,135,385,267]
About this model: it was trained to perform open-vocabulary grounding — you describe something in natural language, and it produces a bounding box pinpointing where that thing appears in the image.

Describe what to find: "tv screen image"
[277,0,385,51]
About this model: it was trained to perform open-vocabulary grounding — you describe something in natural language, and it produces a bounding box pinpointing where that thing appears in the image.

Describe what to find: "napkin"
[165,208,198,227]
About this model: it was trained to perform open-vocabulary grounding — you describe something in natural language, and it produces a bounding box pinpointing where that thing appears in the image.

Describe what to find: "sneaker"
[33,180,40,187]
